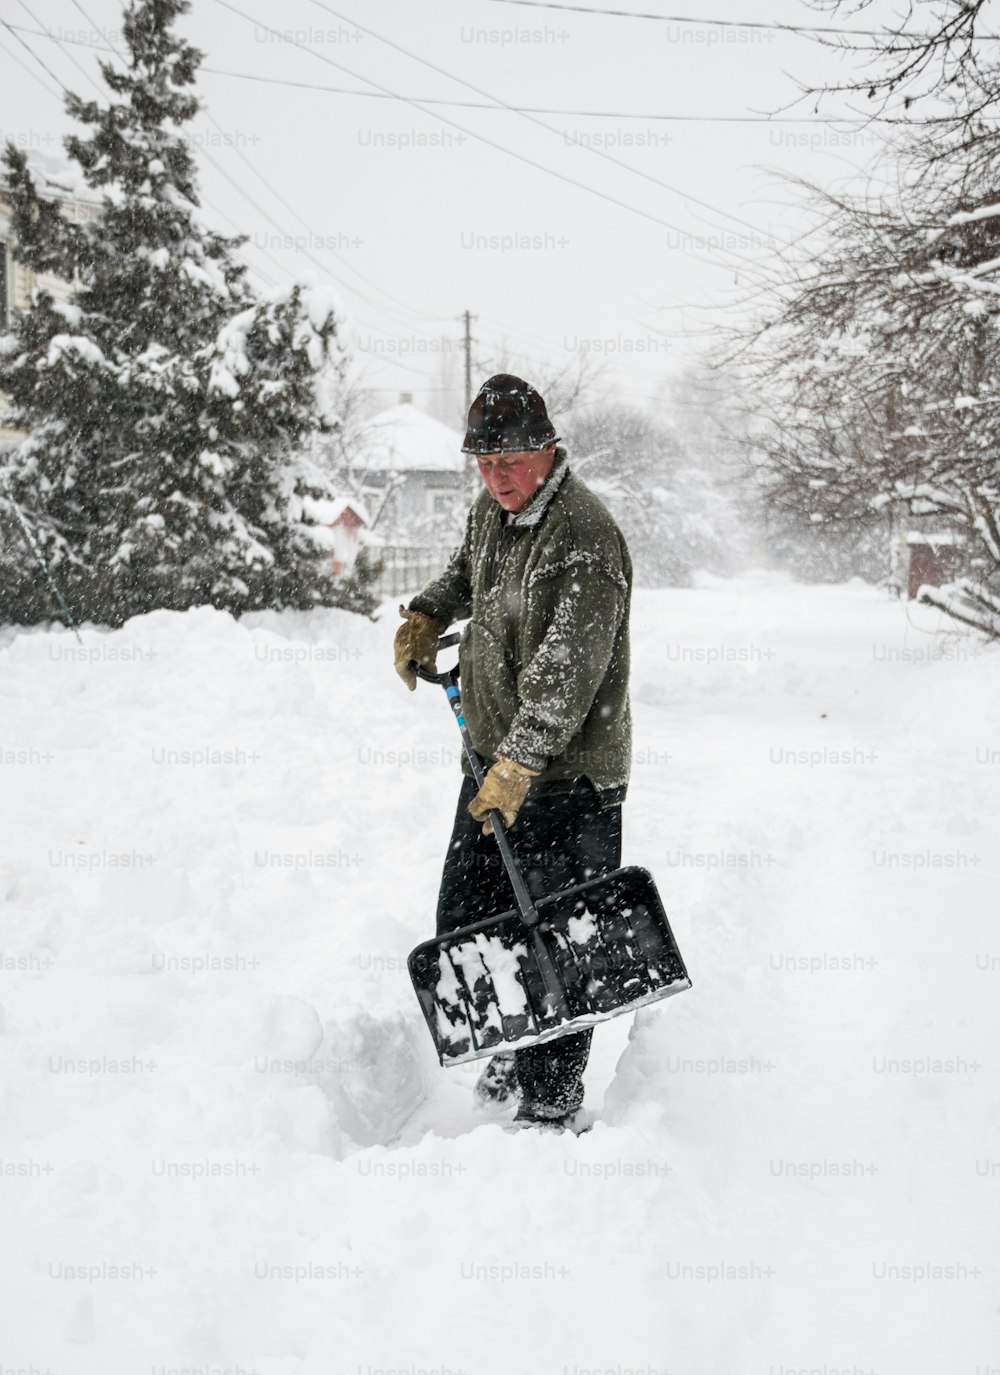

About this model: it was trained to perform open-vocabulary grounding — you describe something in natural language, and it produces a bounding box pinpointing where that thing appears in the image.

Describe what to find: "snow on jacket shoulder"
[408,449,633,798]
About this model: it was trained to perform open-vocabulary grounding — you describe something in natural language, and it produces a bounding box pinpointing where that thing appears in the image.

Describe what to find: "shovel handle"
[410,632,542,929]
[411,632,461,686]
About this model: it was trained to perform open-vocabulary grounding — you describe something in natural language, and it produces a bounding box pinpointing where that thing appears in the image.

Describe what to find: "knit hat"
[461,374,559,455]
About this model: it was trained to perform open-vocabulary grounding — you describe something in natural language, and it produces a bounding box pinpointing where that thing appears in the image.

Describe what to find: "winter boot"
[510,1102,593,1135]
[473,1052,521,1109]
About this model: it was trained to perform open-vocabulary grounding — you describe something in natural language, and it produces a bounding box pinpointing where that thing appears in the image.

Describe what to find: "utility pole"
[462,308,475,416]
[461,308,477,496]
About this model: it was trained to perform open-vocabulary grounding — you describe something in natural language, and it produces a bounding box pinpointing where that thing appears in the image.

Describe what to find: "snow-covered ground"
[2,572,998,1373]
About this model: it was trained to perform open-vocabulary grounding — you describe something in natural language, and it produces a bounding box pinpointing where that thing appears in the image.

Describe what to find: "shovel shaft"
[441,680,542,930]
[411,635,542,930]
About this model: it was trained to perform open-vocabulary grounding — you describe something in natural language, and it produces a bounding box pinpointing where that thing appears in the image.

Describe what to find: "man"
[393,374,632,1131]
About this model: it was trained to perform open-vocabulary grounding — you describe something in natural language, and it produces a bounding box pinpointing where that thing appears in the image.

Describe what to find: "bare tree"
[730,115,1000,627]
[794,0,999,133]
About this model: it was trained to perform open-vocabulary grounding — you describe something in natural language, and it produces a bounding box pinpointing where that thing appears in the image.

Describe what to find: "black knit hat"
[461,374,559,455]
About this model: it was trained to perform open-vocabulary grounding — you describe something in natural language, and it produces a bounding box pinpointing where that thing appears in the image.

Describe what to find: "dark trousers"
[435,773,623,1114]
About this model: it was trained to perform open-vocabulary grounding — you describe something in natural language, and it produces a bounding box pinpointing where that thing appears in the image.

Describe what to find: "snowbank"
[2,579,997,1371]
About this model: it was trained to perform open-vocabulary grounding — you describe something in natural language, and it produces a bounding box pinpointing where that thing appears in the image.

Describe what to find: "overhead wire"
[196,68,997,124]
[0,24,64,97]
[207,0,922,320]
[33,2,453,337]
[82,1,453,331]
[18,0,94,88]
[212,0,777,288]
[10,24,991,122]
[235,2,957,401]
[8,4,882,391]
[15,22,979,126]
[30,3,454,375]
[258,0,895,301]
[305,0,781,243]
[9,5,881,330]
[1,15,74,91]
[2,7,699,404]
[7,7,270,288]
[473,0,1000,42]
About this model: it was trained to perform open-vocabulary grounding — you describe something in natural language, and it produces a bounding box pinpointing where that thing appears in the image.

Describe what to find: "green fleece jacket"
[408,447,633,798]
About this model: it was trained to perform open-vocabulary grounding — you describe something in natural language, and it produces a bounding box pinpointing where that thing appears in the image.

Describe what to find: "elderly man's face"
[476,445,557,514]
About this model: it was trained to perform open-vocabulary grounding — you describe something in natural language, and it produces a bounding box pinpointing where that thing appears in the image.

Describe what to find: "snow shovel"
[406,633,692,1067]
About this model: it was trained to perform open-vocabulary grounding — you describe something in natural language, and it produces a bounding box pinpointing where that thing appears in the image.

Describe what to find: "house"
[353,395,469,534]
[332,395,472,597]
[326,498,369,577]
[301,494,371,577]
[1,150,102,445]
[890,528,970,600]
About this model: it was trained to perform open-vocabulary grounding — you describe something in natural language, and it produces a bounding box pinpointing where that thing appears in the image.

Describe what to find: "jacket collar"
[501,445,570,530]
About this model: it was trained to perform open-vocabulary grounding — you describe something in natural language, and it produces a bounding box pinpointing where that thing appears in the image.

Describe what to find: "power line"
[18,0,101,94]
[0,17,72,91]
[0,27,64,98]
[11,6,797,392]
[226,2,907,297]
[55,4,450,332]
[11,24,979,124]
[220,162,452,328]
[473,0,1000,41]
[191,128,447,335]
[198,67,982,124]
[2,15,461,397]
[2,16,298,317]
[23,6,456,376]
[212,0,771,285]
[67,0,97,25]
[192,126,452,327]
[307,0,773,242]
[10,8,284,293]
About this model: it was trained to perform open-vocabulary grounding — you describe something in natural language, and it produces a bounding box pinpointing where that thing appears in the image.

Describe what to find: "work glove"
[393,604,446,691]
[468,756,541,836]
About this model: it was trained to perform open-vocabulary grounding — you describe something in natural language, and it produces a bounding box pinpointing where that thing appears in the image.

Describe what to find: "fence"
[370,545,448,600]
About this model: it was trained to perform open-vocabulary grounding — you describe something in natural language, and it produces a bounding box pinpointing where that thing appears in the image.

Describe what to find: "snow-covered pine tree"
[0,0,371,626]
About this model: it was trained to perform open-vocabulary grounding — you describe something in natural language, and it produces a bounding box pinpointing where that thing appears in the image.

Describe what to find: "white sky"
[1,0,917,425]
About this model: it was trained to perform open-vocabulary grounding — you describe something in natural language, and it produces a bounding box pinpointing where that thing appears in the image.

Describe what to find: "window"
[432,494,453,514]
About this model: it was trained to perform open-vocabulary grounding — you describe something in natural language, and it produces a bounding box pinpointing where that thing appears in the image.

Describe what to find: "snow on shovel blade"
[408,866,692,1066]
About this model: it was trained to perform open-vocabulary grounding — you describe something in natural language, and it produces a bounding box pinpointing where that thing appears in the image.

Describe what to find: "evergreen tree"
[0,0,373,625]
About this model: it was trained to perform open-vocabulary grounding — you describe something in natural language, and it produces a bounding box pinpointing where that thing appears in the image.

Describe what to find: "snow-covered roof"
[905,531,966,546]
[302,495,370,526]
[355,402,464,473]
[0,148,102,208]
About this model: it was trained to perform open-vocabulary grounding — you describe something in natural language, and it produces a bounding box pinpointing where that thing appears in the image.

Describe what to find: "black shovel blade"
[407,865,691,1066]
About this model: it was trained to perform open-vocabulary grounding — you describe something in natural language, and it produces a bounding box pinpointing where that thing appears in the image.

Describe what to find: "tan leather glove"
[468,756,542,836]
[393,605,446,691]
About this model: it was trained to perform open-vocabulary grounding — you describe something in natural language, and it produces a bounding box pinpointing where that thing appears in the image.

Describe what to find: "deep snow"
[2,572,998,1373]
